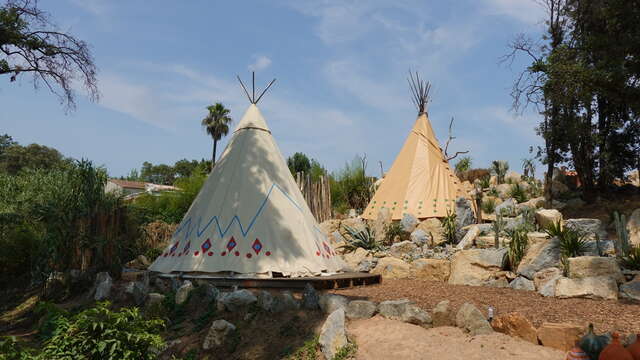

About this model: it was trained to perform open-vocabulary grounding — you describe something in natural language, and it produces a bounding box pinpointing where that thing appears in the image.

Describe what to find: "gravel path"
[331,279,640,334]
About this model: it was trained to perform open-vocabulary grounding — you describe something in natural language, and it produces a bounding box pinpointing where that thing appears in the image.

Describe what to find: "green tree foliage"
[0,133,17,155]
[454,156,472,175]
[330,155,372,214]
[38,302,164,360]
[0,142,68,175]
[0,0,98,109]
[201,103,232,167]
[137,159,210,185]
[287,152,311,175]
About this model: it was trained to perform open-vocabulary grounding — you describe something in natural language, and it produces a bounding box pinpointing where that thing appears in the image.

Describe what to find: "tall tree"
[0,0,98,109]
[201,103,232,168]
[287,152,311,175]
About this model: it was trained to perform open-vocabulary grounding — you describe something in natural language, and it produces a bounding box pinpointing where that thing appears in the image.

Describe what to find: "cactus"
[492,214,505,248]
[613,211,629,256]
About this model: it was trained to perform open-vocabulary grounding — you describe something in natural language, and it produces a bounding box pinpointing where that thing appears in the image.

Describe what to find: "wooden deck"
[157,272,381,290]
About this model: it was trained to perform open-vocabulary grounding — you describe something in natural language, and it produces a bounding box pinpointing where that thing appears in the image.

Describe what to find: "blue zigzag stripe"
[171,183,322,242]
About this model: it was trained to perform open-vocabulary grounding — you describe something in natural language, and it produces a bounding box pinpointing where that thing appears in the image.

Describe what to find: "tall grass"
[330,155,373,214]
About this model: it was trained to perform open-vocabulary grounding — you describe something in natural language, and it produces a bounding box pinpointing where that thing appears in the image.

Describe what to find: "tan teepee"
[362,75,467,221]
[150,78,343,277]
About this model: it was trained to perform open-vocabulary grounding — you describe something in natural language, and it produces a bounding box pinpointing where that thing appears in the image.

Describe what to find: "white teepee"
[149,102,344,277]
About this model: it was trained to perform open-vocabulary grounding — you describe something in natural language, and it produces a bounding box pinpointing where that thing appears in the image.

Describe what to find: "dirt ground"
[349,316,565,360]
[332,279,640,334]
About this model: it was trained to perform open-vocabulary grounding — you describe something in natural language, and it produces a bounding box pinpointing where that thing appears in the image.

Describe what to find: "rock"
[146,292,165,307]
[371,257,412,279]
[329,231,346,248]
[565,218,607,242]
[389,241,418,258]
[372,207,392,243]
[432,300,454,327]
[257,291,277,312]
[585,239,615,256]
[124,279,149,306]
[555,276,618,300]
[533,267,563,297]
[486,278,510,288]
[153,277,169,293]
[552,200,566,210]
[505,171,522,183]
[551,181,570,196]
[340,217,366,235]
[527,231,550,245]
[474,235,507,249]
[417,218,444,246]
[410,229,430,247]
[455,302,493,336]
[518,197,545,210]
[401,213,419,232]
[121,270,146,282]
[509,276,535,291]
[516,237,561,279]
[401,305,432,327]
[628,208,640,246]
[456,225,480,250]
[378,299,412,320]
[565,198,586,208]
[319,294,348,314]
[448,248,507,286]
[94,272,113,301]
[203,319,236,350]
[302,283,319,310]
[281,291,300,310]
[345,300,377,320]
[320,219,342,235]
[535,209,562,229]
[319,309,347,360]
[491,312,537,344]
[411,258,451,282]
[44,272,67,300]
[537,322,583,351]
[175,280,193,305]
[568,256,624,283]
[619,280,640,302]
[348,209,357,218]
[342,247,371,271]
[495,198,517,216]
[455,197,475,229]
[495,184,512,199]
[199,283,220,302]
[219,289,257,311]
[356,259,377,272]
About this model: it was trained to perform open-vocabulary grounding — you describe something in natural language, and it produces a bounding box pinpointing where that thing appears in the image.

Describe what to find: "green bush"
[620,246,640,270]
[508,183,529,203]
[454,156,472,174]
[545,222,590,258]
[481,197,496,214]
[0,336,36,360]
[39,302,164,360]
[384,222,410,245]
[330,155,373,214]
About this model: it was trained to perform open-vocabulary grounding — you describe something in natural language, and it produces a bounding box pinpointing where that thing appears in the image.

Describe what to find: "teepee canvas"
[362,74,467,221]
[150,78,343,277]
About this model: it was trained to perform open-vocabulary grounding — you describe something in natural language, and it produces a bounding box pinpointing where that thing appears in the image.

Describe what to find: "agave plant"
[508,183,529,203]
[491,160,509,184]
[339,225,381,253]
[545,221,590,258]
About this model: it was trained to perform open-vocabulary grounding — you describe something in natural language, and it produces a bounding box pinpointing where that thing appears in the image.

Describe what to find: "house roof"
[108,179,147,189]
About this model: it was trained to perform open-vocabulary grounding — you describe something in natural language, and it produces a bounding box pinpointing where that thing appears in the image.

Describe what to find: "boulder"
[371,257,412,279]
[410,229,430,247]
[455,197,475,229]
[202,320,236,350]
[416,218,444,246]
[400,305,432,327]
[568,256,624,283]
[302,283,320,310]
[411,259,451,282]
[175,280,193,305]
[565,198,586,208]
[342,247,371,271]
[319,219,342,236]
[495,184,512,199]
[456,225,480,250]
[377,299,412,320]
[516,237,561,279]
[455,302,493,336]
[431,300,454,327]
[505,171,522,183]
[537,322,583,351]
[146,293,165,307]
[319,309,347,360]
[555,276,618,300]
[339,217,367,237]
[550,181,570,196]
[474,235,507,249]
[372,207,392,243]
[535,209,562,229]
[509,276,535,291]
[491,312,537,344]
[518,197,545,210]
[124,280,149,306]
[486,278,510,288]
[345,300,377,320]
[94,272,113,301]
[319,294,348,314]
[219,289,257,311]
[565,219,607,241]
[527,231,551,245]
[495,198,517,216]
[389,241,418,259]
[619,280,640,302]
[281,291,300,310]
[533,267,563,297]
[198,283,220,302]
[401,213,419,232]
[448,248,507,286]
[628,208,640,246]
[153,277,170,293]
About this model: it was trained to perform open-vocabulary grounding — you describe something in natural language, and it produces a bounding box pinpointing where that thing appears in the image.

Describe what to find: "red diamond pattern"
[252,238,263,255]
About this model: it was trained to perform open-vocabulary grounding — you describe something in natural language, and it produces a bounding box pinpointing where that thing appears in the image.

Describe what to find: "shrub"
[487,187,499,197]
[491,160,509,184]
[506,227,528,270]
[508,183,529,203]
[0,336,36,360]
[545,222,590,258]
[39,302,164,360]
[620,246,640,270]
[478,175,491,189]
[339,225,381,252]
[454,156,472,175]
[442,210,457,245]
[384,222,410,245]
[481,197,496,214]
[330,155,373,214]
[492,214,506,248]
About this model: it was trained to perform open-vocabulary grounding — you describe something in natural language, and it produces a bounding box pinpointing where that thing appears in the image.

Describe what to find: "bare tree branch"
[443,117,469,161]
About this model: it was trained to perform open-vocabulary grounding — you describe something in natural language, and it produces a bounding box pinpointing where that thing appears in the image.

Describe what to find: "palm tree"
[201,103,232,169]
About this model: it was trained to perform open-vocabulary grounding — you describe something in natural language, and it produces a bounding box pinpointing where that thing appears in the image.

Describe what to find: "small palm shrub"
[620,246,640,270]
[506,227,528,270]
[478,175,491,189]
[481,197,496,214]
[39,302,164,360]
[339,225,381,252]
[491,160,509,184]
[545,222,590,258]
[508,183,529,203]
[442,210,457,245]
[384,222,410,245]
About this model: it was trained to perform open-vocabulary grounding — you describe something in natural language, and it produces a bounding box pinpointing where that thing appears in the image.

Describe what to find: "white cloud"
[482,0,545,25]
[248,55,272,72]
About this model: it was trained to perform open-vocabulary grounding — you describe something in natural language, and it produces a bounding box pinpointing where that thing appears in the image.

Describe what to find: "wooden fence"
[295,172,332,223]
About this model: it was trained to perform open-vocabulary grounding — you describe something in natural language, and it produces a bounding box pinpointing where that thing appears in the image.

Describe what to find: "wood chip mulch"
[330,279,640,334]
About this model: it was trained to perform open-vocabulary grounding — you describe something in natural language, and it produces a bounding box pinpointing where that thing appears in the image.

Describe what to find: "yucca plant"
[492,214,506,248]
[481,197,496,214]
[491,160,509,184]
[442,210,457,245]
[508,183,529,203]
[506,227,528,270]
[479,175,491,190]
[339,225,381,253]
[620,246,640,270]
[545,221,590,258]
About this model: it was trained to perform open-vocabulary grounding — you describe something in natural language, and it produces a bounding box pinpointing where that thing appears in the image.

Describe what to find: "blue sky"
[1,0,547,178]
